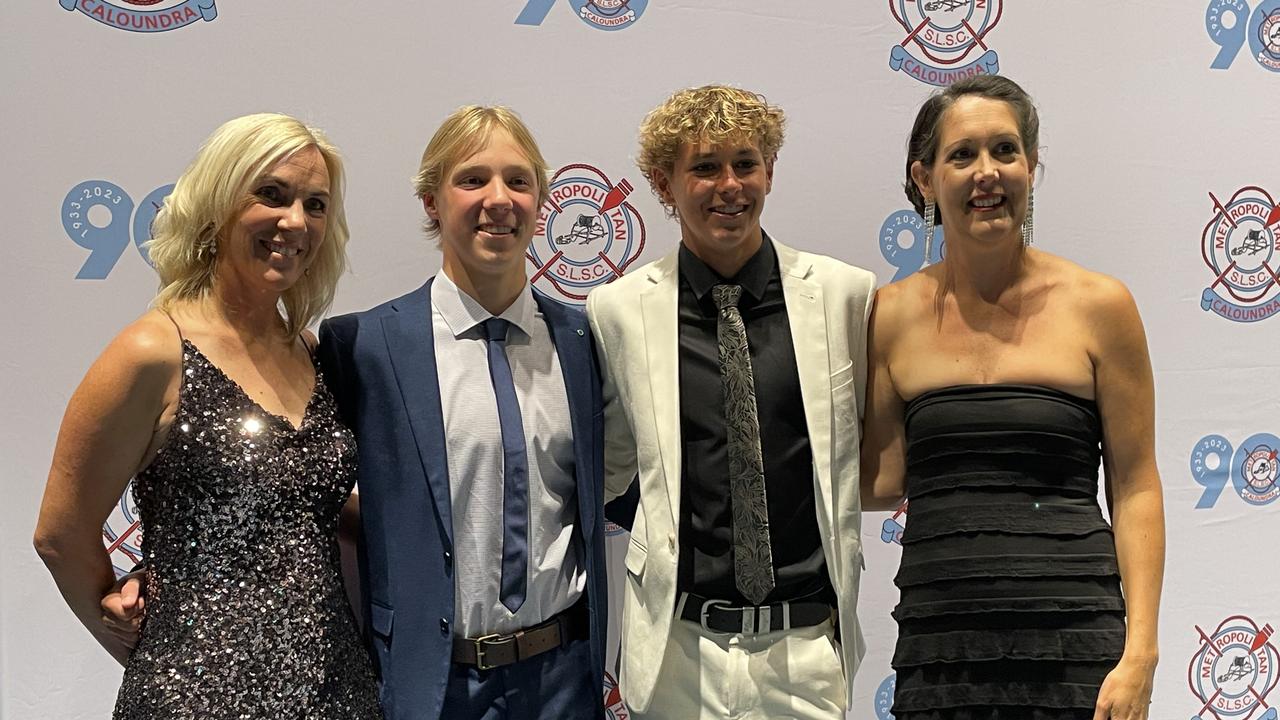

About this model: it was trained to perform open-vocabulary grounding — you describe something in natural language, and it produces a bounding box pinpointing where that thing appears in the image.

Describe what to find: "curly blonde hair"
[147,113,349,337]
[636,85,786,217]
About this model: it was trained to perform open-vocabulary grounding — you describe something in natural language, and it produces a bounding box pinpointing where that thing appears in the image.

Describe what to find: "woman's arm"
[860,288,909,511]
[33,318,178,665]
[1088,277,1165,720]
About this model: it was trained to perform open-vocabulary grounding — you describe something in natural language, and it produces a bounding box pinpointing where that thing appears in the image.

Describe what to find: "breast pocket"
[624,537,647,581]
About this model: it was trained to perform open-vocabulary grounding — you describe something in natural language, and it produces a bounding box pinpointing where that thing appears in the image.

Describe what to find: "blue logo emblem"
[1207,0,1280,71]
[59,0,216,33]
[1200,186,1280,322]
[516,0,648,30]
[880,209,945,281]
[1189,616,1278,719]
[1192,433,1280,507]
[888,0,1002,86]
[62,180,172,278]
[874,674,896,719]
[529,164,646,304]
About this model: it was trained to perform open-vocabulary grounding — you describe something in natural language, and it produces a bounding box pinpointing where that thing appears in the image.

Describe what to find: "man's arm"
[587,291,639,504]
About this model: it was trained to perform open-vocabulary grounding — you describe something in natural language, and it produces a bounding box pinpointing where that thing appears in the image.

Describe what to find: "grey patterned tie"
[712,284,775,605]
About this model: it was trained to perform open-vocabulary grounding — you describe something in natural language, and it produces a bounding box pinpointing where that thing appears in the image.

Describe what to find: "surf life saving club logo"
[60,0,217,33]
[889,0,1002,86]
[527,164,645,304]
[1188,616,1278,720]
[103,481,143,578]
[1201,186,1280,322]
[1207,0,1280,72]
[516,0,648,31]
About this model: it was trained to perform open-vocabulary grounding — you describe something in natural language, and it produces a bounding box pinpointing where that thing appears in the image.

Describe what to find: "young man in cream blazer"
[586,85,876,719]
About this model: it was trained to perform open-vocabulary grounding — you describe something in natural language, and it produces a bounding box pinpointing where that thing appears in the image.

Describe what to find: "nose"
[974,152,999,184]
[279,199,307,232]
[483,178,514,211]
[715,166,743,195]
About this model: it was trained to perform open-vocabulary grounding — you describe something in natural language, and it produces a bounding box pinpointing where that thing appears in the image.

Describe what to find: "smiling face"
[654,136,773,271]
[911,95,1036,247]
[425,128,539,288]
[218,145,330,296]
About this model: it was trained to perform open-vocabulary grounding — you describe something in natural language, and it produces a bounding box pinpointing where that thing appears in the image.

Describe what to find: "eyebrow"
[260,175,330,197]
[941,134,1021,153]
[452,163,534,176]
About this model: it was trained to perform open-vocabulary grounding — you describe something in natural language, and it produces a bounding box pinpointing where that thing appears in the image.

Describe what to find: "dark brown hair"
[904,74,1040,223]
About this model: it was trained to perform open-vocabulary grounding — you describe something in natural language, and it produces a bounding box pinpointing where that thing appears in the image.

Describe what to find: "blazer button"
[439,618,449,635]
[443,550,452,566]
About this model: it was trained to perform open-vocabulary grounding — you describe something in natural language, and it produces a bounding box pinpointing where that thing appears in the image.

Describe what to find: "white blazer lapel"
[776,241,837,545]
[639,253,682,530]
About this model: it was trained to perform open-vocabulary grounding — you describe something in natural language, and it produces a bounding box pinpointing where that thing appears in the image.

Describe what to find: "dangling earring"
[1021,190,1035,248]
[922,198,936,266]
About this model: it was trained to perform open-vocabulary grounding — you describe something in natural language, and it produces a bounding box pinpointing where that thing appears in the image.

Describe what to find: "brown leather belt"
[451,600,589,670]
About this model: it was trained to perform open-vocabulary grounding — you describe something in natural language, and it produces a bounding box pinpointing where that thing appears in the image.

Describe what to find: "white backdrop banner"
[3,1,1279,718]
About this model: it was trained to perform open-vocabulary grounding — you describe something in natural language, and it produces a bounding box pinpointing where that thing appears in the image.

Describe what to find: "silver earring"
[1022,191,1034,248]
[922,198,936,266]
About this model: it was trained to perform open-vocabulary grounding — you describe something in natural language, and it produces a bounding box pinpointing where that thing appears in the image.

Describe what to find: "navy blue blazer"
[317,278,607,720]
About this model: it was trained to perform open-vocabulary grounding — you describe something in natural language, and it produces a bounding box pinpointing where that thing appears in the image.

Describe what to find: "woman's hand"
[1092,654,1156,720]
[100,570,147,649]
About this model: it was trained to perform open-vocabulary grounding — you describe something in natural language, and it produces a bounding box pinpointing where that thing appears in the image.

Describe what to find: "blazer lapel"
[382,277,453,545]
[536,294,599,538]
[639,253,682,529]
[775,241,836,534]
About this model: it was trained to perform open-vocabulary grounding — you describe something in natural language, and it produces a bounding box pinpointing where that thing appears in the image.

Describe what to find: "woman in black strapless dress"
[860,75,1166,720]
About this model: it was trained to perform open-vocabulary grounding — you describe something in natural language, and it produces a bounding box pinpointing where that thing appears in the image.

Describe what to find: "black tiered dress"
[113,340,381,720]
[891,384,1126,719]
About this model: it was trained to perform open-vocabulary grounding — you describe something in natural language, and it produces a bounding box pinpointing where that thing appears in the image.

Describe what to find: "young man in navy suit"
[316,106,609,720]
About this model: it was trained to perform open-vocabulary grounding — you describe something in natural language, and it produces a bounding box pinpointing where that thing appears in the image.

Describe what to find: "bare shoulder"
[106,310,184,373]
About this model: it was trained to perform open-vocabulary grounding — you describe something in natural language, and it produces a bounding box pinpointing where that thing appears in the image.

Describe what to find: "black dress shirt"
[676,236,834,606]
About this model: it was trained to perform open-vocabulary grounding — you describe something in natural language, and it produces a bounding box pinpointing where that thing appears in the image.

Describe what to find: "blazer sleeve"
[586,289,639,504]
[317,315,359,432]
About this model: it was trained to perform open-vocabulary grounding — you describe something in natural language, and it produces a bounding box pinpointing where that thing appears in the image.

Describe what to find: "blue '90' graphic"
[62,181,170,278]
[1207,0,1280,71]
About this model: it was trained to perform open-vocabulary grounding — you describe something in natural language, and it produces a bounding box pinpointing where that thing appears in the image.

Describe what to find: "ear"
[1027,149,1040,186]
[651,167,675,207]
[422,194,439,221]
[764,156,775,195]
[909,160,932,202]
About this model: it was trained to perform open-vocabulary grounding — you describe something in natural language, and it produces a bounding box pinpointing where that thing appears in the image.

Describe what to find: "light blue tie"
[483,318,529,613]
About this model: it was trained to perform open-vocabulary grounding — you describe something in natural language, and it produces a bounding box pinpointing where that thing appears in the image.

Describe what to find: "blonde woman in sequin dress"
[34,113,382,719]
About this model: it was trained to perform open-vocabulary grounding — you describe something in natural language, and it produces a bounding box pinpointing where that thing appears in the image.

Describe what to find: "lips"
[710,204,746,217]
[969,196,1006,210]
[261,239,302,257]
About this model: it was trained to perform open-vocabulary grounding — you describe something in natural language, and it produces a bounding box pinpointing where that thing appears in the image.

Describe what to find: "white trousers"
[628,617,847,720]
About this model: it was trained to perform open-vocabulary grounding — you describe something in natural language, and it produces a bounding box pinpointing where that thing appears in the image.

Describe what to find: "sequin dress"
[891,385,1126,720]
[113,339,382,720]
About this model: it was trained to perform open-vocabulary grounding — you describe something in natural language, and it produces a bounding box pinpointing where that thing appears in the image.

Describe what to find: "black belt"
[451,600,588,670]
[677,591,834,635]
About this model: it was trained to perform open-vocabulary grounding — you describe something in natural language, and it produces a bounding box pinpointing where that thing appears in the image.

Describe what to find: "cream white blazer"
[586,237,876,712]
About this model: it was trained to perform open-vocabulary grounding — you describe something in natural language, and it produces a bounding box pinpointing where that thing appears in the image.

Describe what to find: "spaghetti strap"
[158,309,185,343]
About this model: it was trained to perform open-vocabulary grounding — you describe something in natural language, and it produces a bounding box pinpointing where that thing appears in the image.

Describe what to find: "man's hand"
[100,569,146,648]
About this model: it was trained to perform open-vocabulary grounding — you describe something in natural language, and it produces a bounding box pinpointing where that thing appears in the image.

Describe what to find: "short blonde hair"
[147,113,349,337]
[637,85,786,216]
[412,105,550,239]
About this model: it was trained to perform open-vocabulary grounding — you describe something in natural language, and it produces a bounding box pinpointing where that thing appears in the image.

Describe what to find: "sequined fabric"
[114,340,382,720]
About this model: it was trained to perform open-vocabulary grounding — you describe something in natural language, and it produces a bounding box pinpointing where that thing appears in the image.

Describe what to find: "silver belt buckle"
[698,598,735,633]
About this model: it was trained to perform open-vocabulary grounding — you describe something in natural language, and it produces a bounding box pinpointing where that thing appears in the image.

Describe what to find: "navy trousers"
[442,634,600,720]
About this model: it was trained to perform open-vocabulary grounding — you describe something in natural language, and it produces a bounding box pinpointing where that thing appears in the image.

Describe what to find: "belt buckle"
[472,633,512,671]
[698,598,735,633]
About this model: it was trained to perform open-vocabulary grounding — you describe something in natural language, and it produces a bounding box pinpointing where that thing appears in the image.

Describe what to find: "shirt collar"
[432,271,537,339]
[678,231,776,305]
